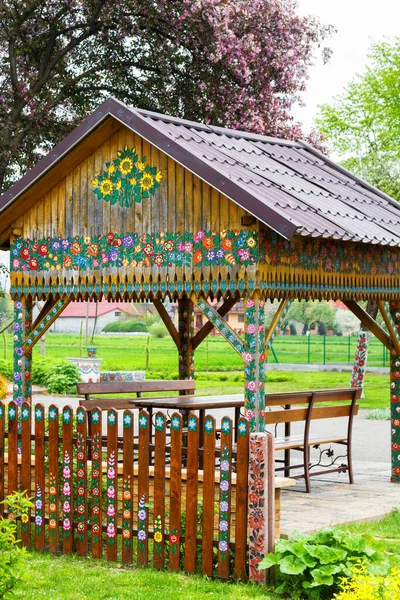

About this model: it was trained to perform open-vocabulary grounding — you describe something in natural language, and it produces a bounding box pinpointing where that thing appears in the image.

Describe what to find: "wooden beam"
[343,300,390,349]
[31,298,58,332]
[153,298,181,350]
[191,294,244,357]
[192,296,238,350]
[265,299,291,353]
[378,301,400,354]
[22,297,70,354]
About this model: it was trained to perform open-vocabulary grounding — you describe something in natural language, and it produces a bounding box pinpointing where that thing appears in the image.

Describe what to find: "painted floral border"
[11,229,258,273]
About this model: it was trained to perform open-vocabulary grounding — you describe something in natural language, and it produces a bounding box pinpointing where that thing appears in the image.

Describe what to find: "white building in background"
[36,299,157,334]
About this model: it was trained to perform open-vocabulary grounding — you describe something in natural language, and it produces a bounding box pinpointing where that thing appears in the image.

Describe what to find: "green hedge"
[0,358,80,394]
[103,320,148,333]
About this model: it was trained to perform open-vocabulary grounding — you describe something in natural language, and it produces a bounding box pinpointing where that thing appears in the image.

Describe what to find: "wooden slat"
[106,408,118,562]
[192,297,238,350]
[76,407,88,556]
[234,417,249,581]
[0,402,4,515]
[20,403,32,547]
[62,406,73,555]
[218,417,232,579]
[153,412,166,570]
[202,415,216,577]
[169,412,182,571]
[138,410,150,566]
[47,404,59,553]
[7,401,18,497]
[90,408,103,559]
[343,300,390,348]
[34,403,45,550]
[122,410,134,564]
[184,413,199,574]
[77,380,196,395]
[265,408,308,424]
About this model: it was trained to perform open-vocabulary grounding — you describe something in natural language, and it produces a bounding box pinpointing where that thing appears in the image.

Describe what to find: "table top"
[129,393,244,410]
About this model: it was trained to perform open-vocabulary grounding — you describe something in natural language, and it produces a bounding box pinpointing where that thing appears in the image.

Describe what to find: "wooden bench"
[264,388,361,492]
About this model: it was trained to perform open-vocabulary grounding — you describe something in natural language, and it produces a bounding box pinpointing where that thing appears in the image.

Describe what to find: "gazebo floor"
[280,460,399,536]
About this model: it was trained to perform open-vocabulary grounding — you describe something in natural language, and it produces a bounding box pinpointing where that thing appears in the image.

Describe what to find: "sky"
[292,0,400,132]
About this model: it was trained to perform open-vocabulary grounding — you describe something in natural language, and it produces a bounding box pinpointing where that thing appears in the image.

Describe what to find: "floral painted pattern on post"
[248,434,269,584]
[11,229,258,272]
[91,146,162,208]
[49,473,57,536]
[91,431,102,544]
[35,485,43,534]
[76,431,86,540]
[154,515,163,556]
[389,302,400,483]
[122,475,132,548]
[218,445,231,561]
[137,494,147,551]
[62,451,72,537]
[350,331,370,390]
[106,450,116,543]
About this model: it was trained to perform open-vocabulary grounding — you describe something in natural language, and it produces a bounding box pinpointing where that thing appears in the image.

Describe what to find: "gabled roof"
[1,97,400,246]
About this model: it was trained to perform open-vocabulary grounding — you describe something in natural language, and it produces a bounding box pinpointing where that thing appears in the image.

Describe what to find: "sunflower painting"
[92,146,163,207]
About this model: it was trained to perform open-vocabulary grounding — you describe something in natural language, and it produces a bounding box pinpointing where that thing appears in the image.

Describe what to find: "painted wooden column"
[388,301,400,483]
[177,297,194,383]
[244,293,266,433]
[350,331,371,396]
[13,297,33,406]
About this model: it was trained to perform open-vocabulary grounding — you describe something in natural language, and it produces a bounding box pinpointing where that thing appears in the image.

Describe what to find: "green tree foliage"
[280,300,336,334]
[316,38,400,200]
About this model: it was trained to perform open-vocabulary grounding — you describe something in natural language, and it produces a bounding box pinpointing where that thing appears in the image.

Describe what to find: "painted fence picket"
[122,410,134,565]
[169,412,182,571]
[76,406,88,556]
[0,402,4,517]
[48,404,59,553]
[106,408,118,561]
[21,402,32,548]
[62,406,73,554]
[202,415,216,577]
[90,408,102,559]
[138,410,150,566]
[34,403,45,550]
[7,402,18,499]
[153,411,166,570]
[184,412,199,574]
[218,416,233,579]
[234,417,250,581]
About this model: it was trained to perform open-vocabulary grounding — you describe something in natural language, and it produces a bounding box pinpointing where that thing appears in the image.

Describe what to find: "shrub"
[103,320,148,333]
[0,359,12,382]
[31,358,53,386]
[0,374,7,400]
[45,362,81,394]
[365,408,390,421]
[149,323,167,338]
[333,563,400,599]
[0,491,34,599]
[259,528,388,599]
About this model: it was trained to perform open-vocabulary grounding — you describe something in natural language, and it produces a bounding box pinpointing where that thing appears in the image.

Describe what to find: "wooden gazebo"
[0,97,399,482]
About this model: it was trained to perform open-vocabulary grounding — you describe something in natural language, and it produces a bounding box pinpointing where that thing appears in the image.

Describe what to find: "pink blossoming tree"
[0,0,332,192]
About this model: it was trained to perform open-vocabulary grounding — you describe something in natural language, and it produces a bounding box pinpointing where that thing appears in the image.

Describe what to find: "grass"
[13,511,400,599]
[14,552,277,600]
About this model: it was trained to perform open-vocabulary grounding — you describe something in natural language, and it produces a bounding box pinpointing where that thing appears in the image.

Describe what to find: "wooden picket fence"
[0,401,250,580]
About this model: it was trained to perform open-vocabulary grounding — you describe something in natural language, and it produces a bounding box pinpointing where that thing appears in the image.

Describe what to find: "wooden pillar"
[178,297,194,384]
[13,297,33,406]
[244,294,266,433]
[388,301,400,483]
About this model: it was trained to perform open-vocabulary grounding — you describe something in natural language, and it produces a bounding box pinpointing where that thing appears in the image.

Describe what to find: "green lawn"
[13,511,400,599]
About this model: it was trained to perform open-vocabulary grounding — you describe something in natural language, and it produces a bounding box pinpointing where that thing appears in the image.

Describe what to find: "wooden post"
[13,297,33,405]
[388,301,400,483]
[244,293,266,433]
[178,297,194,385]
[248,432,275,583]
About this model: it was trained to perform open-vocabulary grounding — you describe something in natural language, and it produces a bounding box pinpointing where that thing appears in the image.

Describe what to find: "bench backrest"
[265,388,360,425]
[77,379,195,396]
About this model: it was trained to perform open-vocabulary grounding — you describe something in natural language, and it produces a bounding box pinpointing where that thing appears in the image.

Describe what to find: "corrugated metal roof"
[1,97,399,246]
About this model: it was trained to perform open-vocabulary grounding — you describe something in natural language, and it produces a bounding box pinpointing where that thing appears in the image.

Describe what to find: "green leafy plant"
[0,374,7,400]
[0,359,12,382]
[103,320,148,333]
[0,491,34,599]
[149,322,168,339]
[45,362,81,394]
[260,528,388,599]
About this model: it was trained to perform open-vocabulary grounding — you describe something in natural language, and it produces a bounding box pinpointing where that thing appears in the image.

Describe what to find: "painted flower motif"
[154,532,163,543]
[92,524,100,534]
[35,407,43,420]
[220,480,229,491]
[63,518,71,531]
[164,240,175,252]
[120,157,133,174]
[35,499,42,509]
[205,418,213,433]
[123,490,132,500]
[38,244,49,256]
[8,406,16,419]
[107,523,115,538]
[29,257,38,270]
[108,412,116,425]
[238,421,247,436]
[92,411,100,423]
[193,250,203,264]
[123,529,131,539]
[138,530,146,541]
[123,413,132,427]
[219,520,228,531]
[171,416,181,431]
[100,179,113,196]
[63,410,71,423]
[107,505,116,517]
[138,510,146,521]
[140,173,154,191]
[123,235,134,247]
[63,501,70,512]
[77,410,85,423]
[123,509,131,519]
[247,381,256,392]
[155,415,165,430]
[247,237,257,248]
[155,171,163,183]
[70,241,82,256]
[35,516,43,527]
[221,419,230,434]
[169,533,178,544]
[220,460,230,472]
[107,486,115,498]
[107,466,115,478]
[154,254,164,266]
[220,501,229,512]
[188,417,197,431]
[137,161,146,171]
[63,483,70,495]
[218,540,228,552]
[243,352,254,363]
[139,415,148,429]
[143,243,154,256]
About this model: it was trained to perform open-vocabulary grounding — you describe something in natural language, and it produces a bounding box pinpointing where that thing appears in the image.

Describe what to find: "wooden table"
[128,393,245,463]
